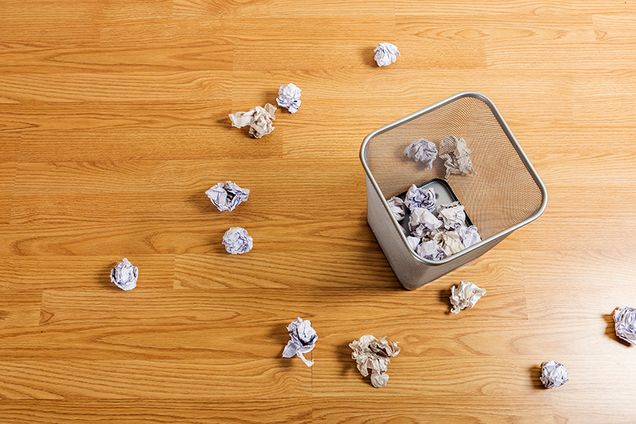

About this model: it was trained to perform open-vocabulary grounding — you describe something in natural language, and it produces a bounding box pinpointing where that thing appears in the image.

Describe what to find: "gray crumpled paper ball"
[228,103,277,139]
[439,135,475,178]
[614,306,636,345]
[349,335,400,388]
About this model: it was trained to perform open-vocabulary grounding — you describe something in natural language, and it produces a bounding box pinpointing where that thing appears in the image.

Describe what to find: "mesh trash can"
[360,92,547,290]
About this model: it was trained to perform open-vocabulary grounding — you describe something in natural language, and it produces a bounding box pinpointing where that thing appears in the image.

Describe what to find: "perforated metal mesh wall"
[365,95,544,240]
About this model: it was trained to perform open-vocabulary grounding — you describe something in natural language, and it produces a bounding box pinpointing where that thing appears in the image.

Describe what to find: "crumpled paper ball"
[416,239,447,261]
[374,42,400,67]
[405,185,437,212]
[409,207,443,238]
[406,236,421,251]
[282,317,318,367]
[540,361,568,389]
[248,104,276,138]
[222,227,253,255]
[613,306,636,345]
[205,181,250,212]
[456,224,481,248]
[387,196,407,222]
[437,201,467,229]
[110,258,138,291]
[228,103,276,138]
[404,139,438,169]
[450,280,485,314]
[276,83,302,113]
[434,230,465,256]
[349,335,400,388]
[439,135,475,177]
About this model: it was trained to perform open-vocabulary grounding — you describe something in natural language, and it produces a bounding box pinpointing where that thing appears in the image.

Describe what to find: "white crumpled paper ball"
[408,207,442,238]
[276,83,302,113]
[404,139,438,168]
[434,230,465,256]
[449,280,485,314]
[405,236,421,251]
[374,42,400,67]
[416,239,447,261]
[222,227,253,255]
[540,360,568,389]
[205,181,250,212]
[437,201,467,229]
[110,258,138,291]
[282,317,318,367]
[387,196,407,222]
[405,185,437,212]
[456,224,481,248]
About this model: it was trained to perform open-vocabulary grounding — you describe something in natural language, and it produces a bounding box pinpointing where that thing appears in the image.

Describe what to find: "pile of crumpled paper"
[387,184,481,261]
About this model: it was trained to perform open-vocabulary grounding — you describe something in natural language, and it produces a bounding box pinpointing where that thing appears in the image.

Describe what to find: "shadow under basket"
[360,92,548,290]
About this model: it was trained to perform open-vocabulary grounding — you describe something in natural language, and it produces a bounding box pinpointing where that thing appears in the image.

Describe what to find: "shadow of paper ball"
[438,287,451,315]
[360,46,378,68]
[529,364,545,390]
[337,341,356,377]
[270,323,294,368]
[603,312,632,347]
[101,261,119,291]
[190,191,214,213]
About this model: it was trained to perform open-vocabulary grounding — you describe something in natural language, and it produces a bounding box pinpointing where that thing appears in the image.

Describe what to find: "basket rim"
[359,91,549,266]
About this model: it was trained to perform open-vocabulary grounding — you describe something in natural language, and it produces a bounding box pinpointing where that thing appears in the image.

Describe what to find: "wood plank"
[0,359,310,399]
[395,0,633,16]
[0,72,232,104]
[173,0,395,17]
[312,396,555,424]
[0,399,312,424]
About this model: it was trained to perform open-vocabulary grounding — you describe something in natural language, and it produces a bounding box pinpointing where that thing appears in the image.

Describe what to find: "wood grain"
[0,400,312,424]
[1,0,635,422]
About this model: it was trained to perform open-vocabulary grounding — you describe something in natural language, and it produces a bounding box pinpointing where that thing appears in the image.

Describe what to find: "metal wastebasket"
[360,92,548,290]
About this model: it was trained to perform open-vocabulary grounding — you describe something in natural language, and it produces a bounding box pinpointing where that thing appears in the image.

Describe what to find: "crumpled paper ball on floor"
[614,306,636,345]
[349,335,400,388]
[205,181,250,212]
[110,258,138,291]
[222,227,253,254]
[282,317,318,367]
[374,42,400,67]
[540,360,568,389]
[276,83,302,113]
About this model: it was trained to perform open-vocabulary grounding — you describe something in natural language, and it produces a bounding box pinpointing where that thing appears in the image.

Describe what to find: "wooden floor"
[1,1,636,422]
